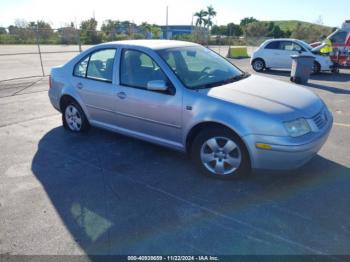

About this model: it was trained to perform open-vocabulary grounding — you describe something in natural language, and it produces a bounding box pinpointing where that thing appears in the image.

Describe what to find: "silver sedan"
[48,40,333,179]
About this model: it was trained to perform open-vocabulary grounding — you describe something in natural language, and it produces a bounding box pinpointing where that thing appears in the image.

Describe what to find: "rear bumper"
[48,89,61,112]
[243,114,333,170]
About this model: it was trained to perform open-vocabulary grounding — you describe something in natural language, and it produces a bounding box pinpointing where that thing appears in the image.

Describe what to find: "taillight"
[49,75,52,88]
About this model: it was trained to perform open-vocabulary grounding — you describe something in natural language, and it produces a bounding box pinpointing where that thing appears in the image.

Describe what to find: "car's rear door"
[71,48,118,124]
[114,48,183,147]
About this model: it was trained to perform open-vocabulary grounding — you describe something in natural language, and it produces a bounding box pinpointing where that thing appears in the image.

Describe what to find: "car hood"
[201,75,323,119]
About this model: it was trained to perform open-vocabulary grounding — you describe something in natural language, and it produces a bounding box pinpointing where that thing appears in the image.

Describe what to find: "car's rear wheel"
[62,101,89,132]
[192,128,250,179]
[252,59,266,72]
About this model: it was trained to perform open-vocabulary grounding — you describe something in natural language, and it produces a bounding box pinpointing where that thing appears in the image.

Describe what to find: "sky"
[0,0,349,29]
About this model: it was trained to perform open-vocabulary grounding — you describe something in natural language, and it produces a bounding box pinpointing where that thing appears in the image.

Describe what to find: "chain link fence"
[0,27,265,81]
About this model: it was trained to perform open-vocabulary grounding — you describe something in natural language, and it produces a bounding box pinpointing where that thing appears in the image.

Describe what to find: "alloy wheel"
[65,105,82,131]
[253,60,264,71]
[200,136,242,176]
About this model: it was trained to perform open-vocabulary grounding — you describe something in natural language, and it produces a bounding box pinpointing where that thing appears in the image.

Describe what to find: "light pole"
[166,5,169,39]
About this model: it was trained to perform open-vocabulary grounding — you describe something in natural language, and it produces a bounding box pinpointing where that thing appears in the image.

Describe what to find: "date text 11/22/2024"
[127,255,219,261]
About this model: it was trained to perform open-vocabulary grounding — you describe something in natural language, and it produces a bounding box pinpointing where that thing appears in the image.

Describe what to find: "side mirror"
[147,80,168,91]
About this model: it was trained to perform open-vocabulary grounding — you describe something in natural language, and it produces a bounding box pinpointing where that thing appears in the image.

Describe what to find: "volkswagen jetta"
[49,40,333,178]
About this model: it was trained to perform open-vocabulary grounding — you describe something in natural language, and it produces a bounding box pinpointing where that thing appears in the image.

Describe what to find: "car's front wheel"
[252,58,266,72]
[313,61,321,74]
[62,101,89,132]
[192,128,250,179]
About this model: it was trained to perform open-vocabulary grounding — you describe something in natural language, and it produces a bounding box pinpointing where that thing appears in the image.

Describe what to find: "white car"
[251,39,334,73]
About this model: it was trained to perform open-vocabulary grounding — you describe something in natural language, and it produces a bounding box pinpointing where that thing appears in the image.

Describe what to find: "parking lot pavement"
[0,60,350,256]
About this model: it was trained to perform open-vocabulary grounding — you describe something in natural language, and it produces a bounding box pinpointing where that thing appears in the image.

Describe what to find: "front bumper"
[320,59,334,71]
[243,112,333,170]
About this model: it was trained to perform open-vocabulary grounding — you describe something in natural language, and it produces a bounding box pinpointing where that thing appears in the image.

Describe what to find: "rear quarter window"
[73,56,89,77]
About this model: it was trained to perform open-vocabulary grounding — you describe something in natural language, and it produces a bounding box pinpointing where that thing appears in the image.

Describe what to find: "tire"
[62,100,90,132]
[191,127,250,179]
[252,59,266,72]
[290,76,301,84]
[332,67,340,74]
[313,61,321,74]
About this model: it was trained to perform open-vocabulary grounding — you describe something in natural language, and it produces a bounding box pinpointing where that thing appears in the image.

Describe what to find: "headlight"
[284,118,311,137]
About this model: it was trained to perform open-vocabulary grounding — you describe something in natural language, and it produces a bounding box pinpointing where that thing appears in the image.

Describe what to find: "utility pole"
[166,5,169,39]
[35,22,45,77]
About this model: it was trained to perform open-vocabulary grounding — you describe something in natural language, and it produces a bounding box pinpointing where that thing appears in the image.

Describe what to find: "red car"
[311,20,350,67]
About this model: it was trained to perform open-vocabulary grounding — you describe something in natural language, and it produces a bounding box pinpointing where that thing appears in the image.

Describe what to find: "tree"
[244,22,269,37]
[227,23,243,37]
[59,23,77,45]
[80,18,101,44]
[150,25,161,38]
[285,29,292,38]
[290,22,308,40]
[194,10,208,27]
[101,19,120,40]
[14,19,28,28]
[211,23,243,37]
[240,17,258,27]
[101,19,118,33]
[266,22,285,38]
[205,5,217,29]
[139,22,152,35]
[211,25,227,35]
[290,22,332,43]
[8,20,34,43]
[138,22,160,39]
[0,27,7,35]
[27,20,53,40]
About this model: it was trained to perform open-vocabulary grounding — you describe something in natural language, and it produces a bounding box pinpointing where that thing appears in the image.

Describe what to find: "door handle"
[117,92,127,99]
[76,82,83,89]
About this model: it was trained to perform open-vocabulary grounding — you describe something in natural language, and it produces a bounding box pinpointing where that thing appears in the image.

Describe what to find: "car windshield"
[299,40,312,51]
[157,46,246,89]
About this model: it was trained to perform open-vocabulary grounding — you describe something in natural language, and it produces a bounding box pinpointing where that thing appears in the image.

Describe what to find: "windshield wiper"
[197,72,250,89]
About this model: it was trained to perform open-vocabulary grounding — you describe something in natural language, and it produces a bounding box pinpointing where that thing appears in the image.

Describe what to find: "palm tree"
[206,5,217,30]
[194,10,208,27]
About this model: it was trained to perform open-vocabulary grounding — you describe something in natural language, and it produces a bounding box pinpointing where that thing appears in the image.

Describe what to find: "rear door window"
[86,49,116,82]
[265,41,280,49]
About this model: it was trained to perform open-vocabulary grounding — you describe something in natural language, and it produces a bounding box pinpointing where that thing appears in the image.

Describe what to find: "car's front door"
[278,41,300,68]
[263,41,282,68]
[72,48,117,124]
[114,48,183,147]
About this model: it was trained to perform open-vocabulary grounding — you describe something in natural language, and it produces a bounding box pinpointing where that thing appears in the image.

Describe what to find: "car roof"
[265,38,301,43]
[98,40,199,50]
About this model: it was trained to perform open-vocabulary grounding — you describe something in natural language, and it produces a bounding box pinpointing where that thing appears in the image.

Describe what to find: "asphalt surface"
[0,57,350,257]
[0,45,92,80]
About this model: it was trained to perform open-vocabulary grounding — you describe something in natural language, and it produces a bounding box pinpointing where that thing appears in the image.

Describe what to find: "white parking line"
[334,122,350,128]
